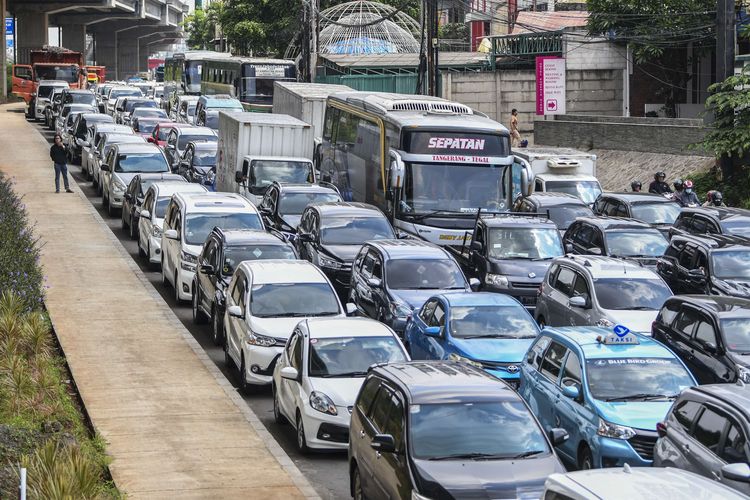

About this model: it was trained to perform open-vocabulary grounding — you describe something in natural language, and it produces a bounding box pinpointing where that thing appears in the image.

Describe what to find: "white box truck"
[514,147,601,204]
[216,112,315,204]
[272,82,352,141]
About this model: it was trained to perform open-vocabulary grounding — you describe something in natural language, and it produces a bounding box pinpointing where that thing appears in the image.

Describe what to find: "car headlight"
[389,300,412,320]
[112,178,126,193]
[485,273,509,289]
[309,391,338,415]
[738,366,750,383]
[596,318,614,328]
[245,331,276,347]
[151,225,162,238]
[448,352,483,368]
[318,255,342,270]
[597,419,636,440]
[180,251,197,271]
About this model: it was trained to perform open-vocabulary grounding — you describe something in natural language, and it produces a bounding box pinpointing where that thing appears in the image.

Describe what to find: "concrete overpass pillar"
[118,37,138,79]
[95,31,116,80]
[16,9,48,64]
[61,24,86,53]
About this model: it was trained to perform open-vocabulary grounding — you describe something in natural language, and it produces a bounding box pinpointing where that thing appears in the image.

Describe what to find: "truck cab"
[514,147,601,204]
[13,47,86,112]
[235,155,316,205]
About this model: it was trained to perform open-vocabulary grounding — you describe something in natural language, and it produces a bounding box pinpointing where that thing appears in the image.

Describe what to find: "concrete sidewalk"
[0,103,318,498]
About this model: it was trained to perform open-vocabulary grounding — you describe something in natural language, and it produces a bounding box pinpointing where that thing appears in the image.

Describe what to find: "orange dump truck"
[12,46,87,109]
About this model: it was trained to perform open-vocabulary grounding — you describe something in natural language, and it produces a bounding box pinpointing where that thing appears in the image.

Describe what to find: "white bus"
[317,92,532,245]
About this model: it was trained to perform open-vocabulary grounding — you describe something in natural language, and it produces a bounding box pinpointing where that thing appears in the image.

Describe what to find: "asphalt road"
[33,121,350,500]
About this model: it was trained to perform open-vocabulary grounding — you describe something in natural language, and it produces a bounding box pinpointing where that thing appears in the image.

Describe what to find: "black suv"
[259,182,342,239]
[349,361,566,500]
[563,216,668,268]
[657,234,750,297]
[296,202,396,298]
[671,207,750,239]
[177,141,217,187]
[350,239,474,334]
[652,296,750,384]
[192,228,298,345]
[121,173,185,239]
[512,192,594,235]
[593,192,682,237]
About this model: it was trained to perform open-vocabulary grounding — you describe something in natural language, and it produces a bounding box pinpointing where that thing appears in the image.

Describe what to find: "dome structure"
[318,1,421,55]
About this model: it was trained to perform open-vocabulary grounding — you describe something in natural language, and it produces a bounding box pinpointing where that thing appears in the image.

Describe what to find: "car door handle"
[711,471,721,481]
[375,451,382,460]
[682,444,691,454]
[359,430,365,439]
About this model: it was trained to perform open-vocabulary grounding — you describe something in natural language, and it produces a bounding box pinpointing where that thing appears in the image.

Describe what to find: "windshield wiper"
[269,312,310,318]
[317,371,368,378]
[408,210,473,222]
[605,393,677,402]
[511,450,546,459]
[461,334,516,339]
[427,452,509,461]
[532,256,555,261]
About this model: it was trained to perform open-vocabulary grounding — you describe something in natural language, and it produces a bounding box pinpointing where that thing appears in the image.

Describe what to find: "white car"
[92,133,146,194]
[224,260,357,392]
[33,80,69,121]
[138,182,208,266]
[100,143,170,216]
[161,192,264,302]
[273,317,408,452]
[543,464,749,499]
[82,123,132,179]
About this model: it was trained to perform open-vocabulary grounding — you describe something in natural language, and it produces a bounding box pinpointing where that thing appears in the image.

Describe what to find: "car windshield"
[320,216,394,245]
[193,150,217,166]
[410,401,550,460]
[630,202,681,225]
[187,104,197,116]
[488,227,563,260]
[279,192,341,215]
[136,121,160,134]
[547,205,594,231]
[37,65,78,83]
[249,283,339,317]
[386,259,466,290]
[544,180,602,205]
[110,89,142,100]
[37,86,59,98]
[222,245,296,274]
[177,134,216,150]
[251,160,312,188]
[606,230,667,257]
[156,127,172,141]
[720,319,750,353]
[594,278,672,310]
[712,250,750,280]
[450,306,539,339]
[154,198,170,218]
[586,358,694,401]
[184,213,262,246]
[115,153,168,173]
[308,336,407,377]
[722,218,750,238]
[127,101,157,112]
[402,163,510,215]
[204,113,219,128]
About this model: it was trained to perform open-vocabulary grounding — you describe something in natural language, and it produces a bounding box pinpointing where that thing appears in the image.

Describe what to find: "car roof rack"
[682,233,750,248]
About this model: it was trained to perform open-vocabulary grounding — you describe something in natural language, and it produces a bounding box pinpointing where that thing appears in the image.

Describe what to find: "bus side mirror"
[389,152,405,189]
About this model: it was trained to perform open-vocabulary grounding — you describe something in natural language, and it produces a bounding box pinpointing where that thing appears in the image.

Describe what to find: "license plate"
[520,296,537,305]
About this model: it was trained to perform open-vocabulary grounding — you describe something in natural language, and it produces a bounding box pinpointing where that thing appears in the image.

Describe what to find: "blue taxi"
[405,292,540,387]
[519,326,696,469]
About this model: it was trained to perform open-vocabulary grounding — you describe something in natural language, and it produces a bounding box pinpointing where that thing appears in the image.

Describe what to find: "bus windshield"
[401,162,508,215]
[185,61,202,90]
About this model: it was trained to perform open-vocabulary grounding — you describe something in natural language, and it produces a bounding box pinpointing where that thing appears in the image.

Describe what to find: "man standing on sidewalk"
[510,109,521,148]
[50,135,73,193]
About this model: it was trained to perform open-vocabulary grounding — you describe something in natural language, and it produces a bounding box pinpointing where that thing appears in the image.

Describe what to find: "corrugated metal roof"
[321,52,489,68]
[512,11,589,34]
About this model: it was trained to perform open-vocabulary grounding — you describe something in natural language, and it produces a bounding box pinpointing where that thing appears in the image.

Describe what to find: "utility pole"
[302,0,310,82]
[425,0,439,96]
[310,0,319,83]
[716,0,736,178]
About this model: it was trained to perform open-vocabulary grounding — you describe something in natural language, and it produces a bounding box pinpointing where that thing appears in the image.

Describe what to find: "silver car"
[654,384,750,496]
[535,255,673,334]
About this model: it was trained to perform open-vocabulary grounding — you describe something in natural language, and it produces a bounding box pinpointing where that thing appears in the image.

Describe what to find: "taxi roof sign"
[597,325,640,345]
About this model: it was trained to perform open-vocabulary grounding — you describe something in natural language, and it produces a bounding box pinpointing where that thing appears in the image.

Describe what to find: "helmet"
[655,171,666,180]
[673,179,684,190]
[631,180,642,191]
[712,191,724,205]
[684,180,694,189]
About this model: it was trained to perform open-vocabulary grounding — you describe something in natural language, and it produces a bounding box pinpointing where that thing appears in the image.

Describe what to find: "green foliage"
[182,9,212,50]
[691,168,750,209]
[0,173,44,311]
[439,22,469,41]
[698,68,750,160]
[20,440,103,499]
[219,0,299,56]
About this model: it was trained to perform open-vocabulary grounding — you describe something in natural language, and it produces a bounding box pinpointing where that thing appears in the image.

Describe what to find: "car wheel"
[352,465,365,500]
[212,305,224,346]
[138,238,146,258]
[578,444,594,470]
[129,216,136,239]
[107,197,115,217]
[174,270,181,303]
[537,316,546,328]
[161,260,169,286]
[296,412,310,454]
[192,287,207,324]
[272,384,286,425]
[238,355,252,394]
[121,210,128,229]
[224,343,234,370]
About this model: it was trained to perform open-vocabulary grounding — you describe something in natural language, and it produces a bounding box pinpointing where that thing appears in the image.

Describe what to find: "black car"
[350,239,474,335]
[192,228,298,345]
[448,213,563,310]
[348,361,567,500]
[512,192,594,235]
[70,113,113,164]
[121,173,185,239]
[671,207,750,240]
[258,182,342,239]
[593,192,682,237]
[296,202,396,298]
[563,216,668,267]
[177,141,218,188]
[652,295,750,384]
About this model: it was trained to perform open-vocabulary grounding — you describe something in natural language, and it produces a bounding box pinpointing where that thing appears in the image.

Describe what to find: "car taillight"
[656,421,667,438]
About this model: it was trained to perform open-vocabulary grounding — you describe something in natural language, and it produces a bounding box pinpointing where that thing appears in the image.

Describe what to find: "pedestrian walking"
[510,109,521,148]
[50,135,73,193]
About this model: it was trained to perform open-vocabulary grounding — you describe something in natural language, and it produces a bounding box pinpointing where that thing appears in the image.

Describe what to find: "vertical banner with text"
[535,56,566,115]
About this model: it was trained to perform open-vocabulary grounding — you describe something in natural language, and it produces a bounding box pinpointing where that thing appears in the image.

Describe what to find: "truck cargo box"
[272,82,351,140]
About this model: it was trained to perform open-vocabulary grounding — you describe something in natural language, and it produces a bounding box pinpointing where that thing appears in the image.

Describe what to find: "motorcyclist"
[703,190,727,207]
[631,180,642,192]
[648,172,672,194]
[677,180,701,207]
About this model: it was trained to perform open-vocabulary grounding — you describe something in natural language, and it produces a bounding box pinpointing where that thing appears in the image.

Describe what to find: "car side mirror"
[124,193,132,201]
[280,366,299,381]
[700,340,718,354]
[370,434,396,453]
[345,303,357,316]
[424,326,441,337]
[147,137,156,144]
[297,233,313,243]
[565,243,574,254]
[139,209,151,219]
[164,229,179,240]
[470,240,483,252]
[587,247,602,256]
[562,384,580,400]
[469,277,480,291]
[722,463,750,483]
[689,268,706,277]
[200,264,215,275]
[367,277,382,288]
[227,305,244,319]
[396,231,410,240]
[100,164,110,172]
[549,428,569,447]
[235,170,244,184]
[569,295,588,308]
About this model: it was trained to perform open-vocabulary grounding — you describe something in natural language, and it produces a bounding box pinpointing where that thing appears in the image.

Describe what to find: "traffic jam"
[24,52,750,498]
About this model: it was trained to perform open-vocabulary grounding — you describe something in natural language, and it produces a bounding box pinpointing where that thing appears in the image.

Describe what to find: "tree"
[699,67,750,162]
[182,9,213,50]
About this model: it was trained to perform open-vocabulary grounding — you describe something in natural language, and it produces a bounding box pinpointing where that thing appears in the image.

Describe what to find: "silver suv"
[654,384,750,496]
[535,255,673,334]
